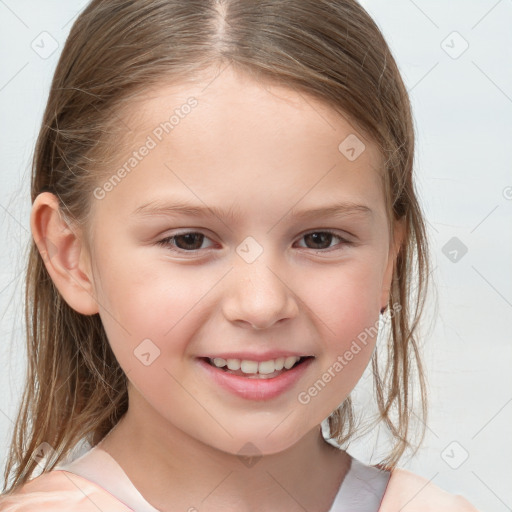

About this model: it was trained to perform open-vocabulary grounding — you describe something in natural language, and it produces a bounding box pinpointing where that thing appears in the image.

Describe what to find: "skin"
[31,65,404,511]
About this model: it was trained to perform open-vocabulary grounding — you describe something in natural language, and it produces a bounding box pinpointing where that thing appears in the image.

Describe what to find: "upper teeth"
[209,356,301,374]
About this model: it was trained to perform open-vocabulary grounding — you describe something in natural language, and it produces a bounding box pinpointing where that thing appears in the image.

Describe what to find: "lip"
[201,351,312,362]
[197,356,314,401]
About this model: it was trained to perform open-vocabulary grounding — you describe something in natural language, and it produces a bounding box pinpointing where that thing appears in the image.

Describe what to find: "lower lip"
[197,357,314,401]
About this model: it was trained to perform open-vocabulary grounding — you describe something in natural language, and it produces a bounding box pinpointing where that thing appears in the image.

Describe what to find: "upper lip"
[200,351,314,362]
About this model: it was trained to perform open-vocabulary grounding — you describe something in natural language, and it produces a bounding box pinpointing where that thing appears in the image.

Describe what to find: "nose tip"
[222,263,299,329]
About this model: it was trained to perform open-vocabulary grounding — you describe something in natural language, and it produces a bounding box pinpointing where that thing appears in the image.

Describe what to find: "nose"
[222,256,299,330]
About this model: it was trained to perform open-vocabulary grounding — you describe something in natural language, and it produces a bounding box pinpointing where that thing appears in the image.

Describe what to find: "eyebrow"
[131,198,373,222]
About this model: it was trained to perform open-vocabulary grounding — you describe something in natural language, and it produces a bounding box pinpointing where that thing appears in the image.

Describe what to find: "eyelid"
[156,230,216,252]
[295,227,355,242]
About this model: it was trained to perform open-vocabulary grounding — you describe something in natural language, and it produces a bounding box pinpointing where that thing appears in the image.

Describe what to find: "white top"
[55,445,391,511]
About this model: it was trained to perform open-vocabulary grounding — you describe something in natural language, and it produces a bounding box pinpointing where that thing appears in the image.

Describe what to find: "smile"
[197,356,315,400]
[206,356,311,378]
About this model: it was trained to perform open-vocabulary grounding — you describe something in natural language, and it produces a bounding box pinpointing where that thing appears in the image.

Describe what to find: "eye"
[156,232,214,252]
[294,230,353,251]
[156,229,352,254]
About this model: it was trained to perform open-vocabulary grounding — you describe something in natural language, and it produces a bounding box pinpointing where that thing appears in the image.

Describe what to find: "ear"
[30,192,99,315]
[380,216,406,312]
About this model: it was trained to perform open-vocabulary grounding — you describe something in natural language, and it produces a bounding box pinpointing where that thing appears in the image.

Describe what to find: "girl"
[0,0,478,510]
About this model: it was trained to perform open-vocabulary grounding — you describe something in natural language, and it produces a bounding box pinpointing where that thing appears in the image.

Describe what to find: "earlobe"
[30,192,99,316]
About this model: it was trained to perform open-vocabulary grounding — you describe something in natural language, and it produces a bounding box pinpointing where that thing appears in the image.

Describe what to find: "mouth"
[199,355,314,379]
[196,355,315,401]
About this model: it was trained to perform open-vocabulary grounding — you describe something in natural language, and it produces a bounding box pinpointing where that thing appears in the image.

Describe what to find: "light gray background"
[0,1,511,510]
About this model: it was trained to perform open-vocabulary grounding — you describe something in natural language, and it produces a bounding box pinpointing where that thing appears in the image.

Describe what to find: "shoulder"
[379,467,480,512]
[0,470,132,511]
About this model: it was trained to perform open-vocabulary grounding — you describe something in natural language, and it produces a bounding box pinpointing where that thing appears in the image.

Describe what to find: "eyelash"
[155,229,353,255]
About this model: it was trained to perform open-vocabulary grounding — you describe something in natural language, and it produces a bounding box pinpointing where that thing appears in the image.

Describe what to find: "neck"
[99,387,351,512]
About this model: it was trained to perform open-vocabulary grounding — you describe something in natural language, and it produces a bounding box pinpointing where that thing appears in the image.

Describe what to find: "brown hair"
[2,0,431,494]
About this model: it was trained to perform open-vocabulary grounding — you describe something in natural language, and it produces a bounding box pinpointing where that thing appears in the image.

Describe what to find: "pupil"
[305,232,331,249]
[176,233,203,250]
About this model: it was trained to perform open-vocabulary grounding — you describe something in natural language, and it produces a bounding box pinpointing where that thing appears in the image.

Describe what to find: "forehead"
[103,67,386,219]
[121,67,381,160]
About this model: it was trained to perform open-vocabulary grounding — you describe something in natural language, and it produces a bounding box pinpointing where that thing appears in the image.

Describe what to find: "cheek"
[93,256,217,370]
[297,261,383,400]
[303,256,384,335]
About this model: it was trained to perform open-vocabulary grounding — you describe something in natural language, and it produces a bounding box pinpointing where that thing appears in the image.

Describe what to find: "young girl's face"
[84,66,402,455]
